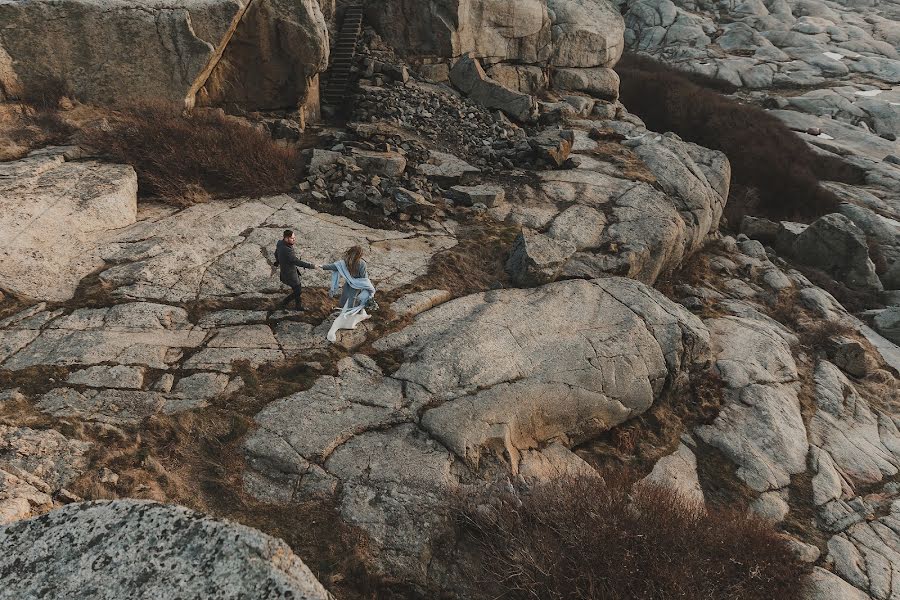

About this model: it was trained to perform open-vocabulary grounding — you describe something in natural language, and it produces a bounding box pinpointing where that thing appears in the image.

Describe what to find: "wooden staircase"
[323,4,364,109]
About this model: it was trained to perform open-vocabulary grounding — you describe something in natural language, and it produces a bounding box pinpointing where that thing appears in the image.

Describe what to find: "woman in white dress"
[321,246,376,342]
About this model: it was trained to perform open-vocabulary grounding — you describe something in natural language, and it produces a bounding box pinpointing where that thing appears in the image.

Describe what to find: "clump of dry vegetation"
[80,103,302,205]
[454,475,808,600]
[616,53,864,222]
[0,103,75,161]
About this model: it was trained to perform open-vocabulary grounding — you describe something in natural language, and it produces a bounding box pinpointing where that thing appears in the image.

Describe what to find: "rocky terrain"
[1,0,900,598]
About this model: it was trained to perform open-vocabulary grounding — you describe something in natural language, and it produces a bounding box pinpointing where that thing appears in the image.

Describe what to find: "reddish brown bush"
[82,104,301,205]
[616,53,864,222]
[455,475,808,600]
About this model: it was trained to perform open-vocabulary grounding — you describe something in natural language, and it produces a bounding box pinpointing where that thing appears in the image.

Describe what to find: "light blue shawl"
[329,259,376,315]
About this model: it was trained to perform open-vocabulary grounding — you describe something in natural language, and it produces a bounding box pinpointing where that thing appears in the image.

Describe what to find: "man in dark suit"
[274,230,318,311]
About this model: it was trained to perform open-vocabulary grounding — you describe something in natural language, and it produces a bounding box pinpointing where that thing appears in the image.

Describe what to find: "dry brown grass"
[453,474,809,600]
[81,103,301,205]
[396,213,520,298]
[0,103,75,161]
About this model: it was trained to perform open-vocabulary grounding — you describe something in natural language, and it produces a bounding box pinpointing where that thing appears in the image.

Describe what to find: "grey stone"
[351,150,407,177]
[0,500,332,599]
[391,290,452,318]
[637,443,704,505]
[696,316,807,492]
[506,229,576,286]
[449,184,505,207]
[173,372,230,401]
[450,55,538,122]
[552,67,620,100]
[872,307,900,345]
[804,567,871,600]
[66,365,146,389]
[0,154,137,301]
[547,204,607,250]
[793,214,883,293]
[750,491,790,522]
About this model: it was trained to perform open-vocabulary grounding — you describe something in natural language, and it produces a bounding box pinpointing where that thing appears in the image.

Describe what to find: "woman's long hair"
[343,245,364,277]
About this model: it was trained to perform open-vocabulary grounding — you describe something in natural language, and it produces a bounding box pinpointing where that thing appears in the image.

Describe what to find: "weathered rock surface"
[0,0,329,110]
[365,0,624,73]
[552,67,620,100]
[547,0,626,68]
[0,500,332,599]
[506,229,576,286]
[99,196,455,303]
[792,213,883,293]
[495,128,729,284]
[244,277,710,584]
[697,315,807,493]
[0,425,90,524]
[0,151,137,301]
[637,442,704,505]
[200,0,330,111]
[623,0,900,90]
[450,55,539,122]
[365,0,551,64]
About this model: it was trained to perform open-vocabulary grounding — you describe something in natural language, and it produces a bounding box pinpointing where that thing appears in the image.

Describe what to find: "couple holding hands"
[274,229,376,340]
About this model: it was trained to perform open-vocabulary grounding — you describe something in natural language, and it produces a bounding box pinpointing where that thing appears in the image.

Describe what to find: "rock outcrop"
[0,148,138,301]
[0,500,332,599]
[0,0,329,111]
[244,277,710,584]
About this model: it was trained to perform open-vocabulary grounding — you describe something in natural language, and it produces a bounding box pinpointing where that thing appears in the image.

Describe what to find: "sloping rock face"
[98,195,455,303]
[0,149,138,302]
[200,0,330,111]
[365,0,624,68]
[494,128,730,285]
[0,500,332,599]
[243,277,710,585]
[665,234,900,599]
[0,0,329,110]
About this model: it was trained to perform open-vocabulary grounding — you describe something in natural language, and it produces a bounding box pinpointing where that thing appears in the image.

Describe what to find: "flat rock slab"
[100,197,456,303]
[0,500,332,600]
[244,277,711,584]
[0,152,137,301]
[0,303,205,371]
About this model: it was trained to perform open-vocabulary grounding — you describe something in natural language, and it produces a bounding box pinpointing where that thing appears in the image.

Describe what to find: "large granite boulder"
[450,55,539,122]
[200,0,330,112]
[0,150,137,301]
[547,0,625,68]
[0,500,332,599]
[0,0,329,110]
[364,0,623,71]
[244,277,710,585]
[364,0,551,64]
[792,213,883,294]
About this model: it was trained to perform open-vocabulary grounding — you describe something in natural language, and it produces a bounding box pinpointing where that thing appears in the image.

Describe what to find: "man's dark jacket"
[274,239,314,286]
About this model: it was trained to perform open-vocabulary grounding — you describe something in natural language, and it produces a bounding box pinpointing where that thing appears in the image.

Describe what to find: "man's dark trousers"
[281,282,303,309]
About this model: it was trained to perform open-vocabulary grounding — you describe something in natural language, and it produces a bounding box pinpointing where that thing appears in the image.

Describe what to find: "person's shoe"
[294,305,306,312]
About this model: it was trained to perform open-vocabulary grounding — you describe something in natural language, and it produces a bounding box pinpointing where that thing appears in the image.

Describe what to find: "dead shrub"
[0,103,75,160]
[454,474,808,600]
[616,53,864,222]
[81,103,301,205]
[398,214,520,297]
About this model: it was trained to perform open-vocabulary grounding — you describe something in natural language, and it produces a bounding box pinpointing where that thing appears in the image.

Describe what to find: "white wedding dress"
[326,305,370,342]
